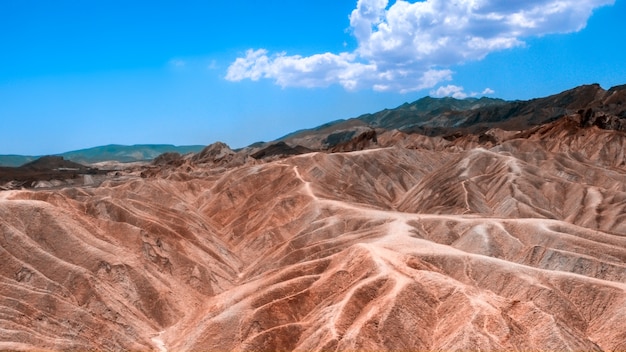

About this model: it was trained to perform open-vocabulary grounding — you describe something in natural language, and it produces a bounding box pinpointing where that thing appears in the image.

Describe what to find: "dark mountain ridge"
[0,156,103,190]
[359,95,508,129]
[281,83,626,148]
[20,155,89,171]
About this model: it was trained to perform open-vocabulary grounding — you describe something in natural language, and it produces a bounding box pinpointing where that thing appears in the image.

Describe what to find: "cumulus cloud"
[226,49,377,90]
[227,0,613,92]
[430,85,496,98]
[430,85,468,99]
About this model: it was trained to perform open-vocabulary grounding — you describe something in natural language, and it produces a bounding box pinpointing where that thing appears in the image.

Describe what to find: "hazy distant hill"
[59,144,205,164]
[0,144,205,167]
[0,155,38,168]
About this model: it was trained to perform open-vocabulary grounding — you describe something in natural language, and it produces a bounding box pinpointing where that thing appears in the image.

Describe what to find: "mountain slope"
[282,83,626,149]
[60,144,206,164]
[0,144,206,167]
[2,113,626,350]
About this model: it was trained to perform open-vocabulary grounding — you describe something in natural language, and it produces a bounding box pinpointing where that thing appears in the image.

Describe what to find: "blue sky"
[1,0,624,155]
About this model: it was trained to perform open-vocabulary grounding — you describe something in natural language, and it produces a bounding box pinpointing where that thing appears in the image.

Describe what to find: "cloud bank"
[430,85,497,99]
[226,0,613,93]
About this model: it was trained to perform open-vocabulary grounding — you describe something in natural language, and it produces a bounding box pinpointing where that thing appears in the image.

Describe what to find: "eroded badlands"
[2,119,626,350]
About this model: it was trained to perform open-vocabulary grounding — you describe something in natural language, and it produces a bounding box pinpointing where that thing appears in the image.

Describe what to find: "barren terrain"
[2,88,626,350]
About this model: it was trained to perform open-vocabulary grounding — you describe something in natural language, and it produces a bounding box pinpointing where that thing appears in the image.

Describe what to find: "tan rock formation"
[1,119,626,350]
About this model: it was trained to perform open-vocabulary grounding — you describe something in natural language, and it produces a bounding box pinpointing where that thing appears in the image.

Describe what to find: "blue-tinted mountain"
[0,144,205,167]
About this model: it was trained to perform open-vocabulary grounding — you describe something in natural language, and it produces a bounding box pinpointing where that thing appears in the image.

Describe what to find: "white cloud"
[430,85,468,99]
[430,85,497,98]
[227,0,613,92]
[226,49,377,90]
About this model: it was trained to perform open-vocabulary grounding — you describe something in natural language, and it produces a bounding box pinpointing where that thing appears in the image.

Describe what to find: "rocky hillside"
[282,83,626,149]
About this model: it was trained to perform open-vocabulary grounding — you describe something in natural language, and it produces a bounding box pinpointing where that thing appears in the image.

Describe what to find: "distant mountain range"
[2,83,625,167]
[0,144,205,167]
[280,83,626,149]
